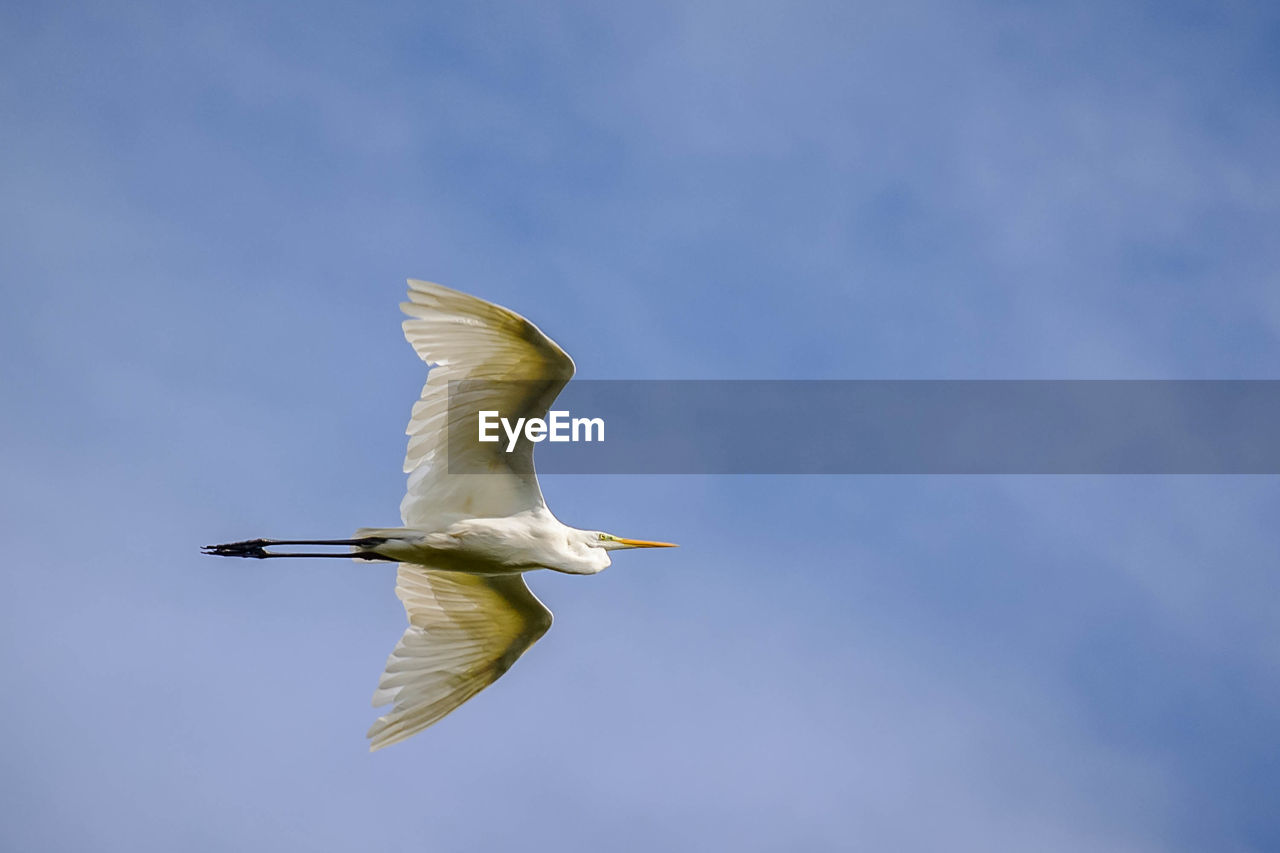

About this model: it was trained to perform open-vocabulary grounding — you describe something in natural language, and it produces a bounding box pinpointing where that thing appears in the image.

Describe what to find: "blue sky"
[2,1,1279,850]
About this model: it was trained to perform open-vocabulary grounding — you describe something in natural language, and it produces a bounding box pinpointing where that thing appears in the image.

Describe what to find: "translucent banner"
[445,380,1280,474]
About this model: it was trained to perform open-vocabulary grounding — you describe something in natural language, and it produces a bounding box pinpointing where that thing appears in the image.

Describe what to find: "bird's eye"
[599,533,608,540]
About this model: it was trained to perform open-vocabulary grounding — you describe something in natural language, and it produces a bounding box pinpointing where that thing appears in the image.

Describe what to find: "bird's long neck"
[542,526,610,575]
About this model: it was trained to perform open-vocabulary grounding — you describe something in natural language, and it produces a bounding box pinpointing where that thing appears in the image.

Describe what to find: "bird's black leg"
[201,537,393,560]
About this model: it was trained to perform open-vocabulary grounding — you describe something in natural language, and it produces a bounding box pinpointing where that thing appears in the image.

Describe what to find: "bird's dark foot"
[201,536,395,560]
[202,539,272,558]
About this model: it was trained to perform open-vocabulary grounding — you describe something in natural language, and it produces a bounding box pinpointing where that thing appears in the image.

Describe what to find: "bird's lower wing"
[367,565,553,751]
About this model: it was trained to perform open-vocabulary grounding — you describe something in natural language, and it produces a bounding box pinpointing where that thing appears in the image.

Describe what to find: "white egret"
[204,280,676,750]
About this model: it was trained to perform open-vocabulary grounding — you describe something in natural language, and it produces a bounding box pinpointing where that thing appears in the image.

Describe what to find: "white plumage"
[205,280,675,750]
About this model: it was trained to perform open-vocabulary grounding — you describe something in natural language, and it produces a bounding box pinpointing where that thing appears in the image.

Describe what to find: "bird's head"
[589,532,678,551]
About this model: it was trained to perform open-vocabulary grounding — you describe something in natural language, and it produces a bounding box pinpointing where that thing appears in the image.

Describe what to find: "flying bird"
[204,280,676,750]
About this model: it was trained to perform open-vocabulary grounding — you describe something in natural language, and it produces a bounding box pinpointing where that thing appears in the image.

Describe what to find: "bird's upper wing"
[367,564,553,751]
[398,279,576,529]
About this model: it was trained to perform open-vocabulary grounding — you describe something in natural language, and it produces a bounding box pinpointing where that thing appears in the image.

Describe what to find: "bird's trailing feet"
[201,537,395,560]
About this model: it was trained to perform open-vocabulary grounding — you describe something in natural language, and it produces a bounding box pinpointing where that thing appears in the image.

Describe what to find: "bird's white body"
[206,280,673,750]
[357,509,613,576]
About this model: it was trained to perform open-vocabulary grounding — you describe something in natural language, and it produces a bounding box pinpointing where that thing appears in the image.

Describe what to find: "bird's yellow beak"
[616,538,678,548]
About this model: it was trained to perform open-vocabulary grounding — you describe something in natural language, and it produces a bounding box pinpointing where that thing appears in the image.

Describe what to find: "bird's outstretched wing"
[399,280,575,530]
[368,564,553,751]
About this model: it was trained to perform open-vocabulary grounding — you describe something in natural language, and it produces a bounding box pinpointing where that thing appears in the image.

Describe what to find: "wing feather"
[367,565,553,751]
[398,280,575,530]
